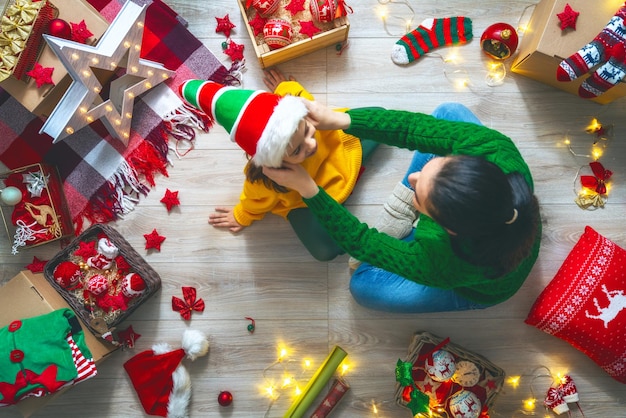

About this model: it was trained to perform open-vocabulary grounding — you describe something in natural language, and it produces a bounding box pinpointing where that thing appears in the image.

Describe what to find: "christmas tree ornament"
[160,189,180,212]
[557,4,626,84]
[299,20,322,39]
[121,273,146,299]
[544,386,569,415]
[124,329,209,418]
[48,18,72,39]
[86,274,109,296]
[248,13,266,36]
[245,316,256,333]
[39,0,175,145]
[391,17,473,65]
[179,79,308,168]
[557,3,580,31]
[215,14,236,38]
[144,228,166,251]
[425,349,456,382]
[248,0,281,17]
[558,375,579,403]
[87,237,120,269]
[480,22,518,60]
[0,186,23,205]
[70,20,94,44]
[218,390,233,406]
[26,256,48,273]
[172,286,205,320]
[310,0,337,23]
[223,39,245,61]
[286,0,306,16]
[447,390,482,418]
[581,161,612,195]
[263,19,293,50]
[25,62,54,88]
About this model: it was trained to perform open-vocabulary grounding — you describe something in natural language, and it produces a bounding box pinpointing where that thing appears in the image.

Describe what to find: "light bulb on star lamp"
[0,186,22,206]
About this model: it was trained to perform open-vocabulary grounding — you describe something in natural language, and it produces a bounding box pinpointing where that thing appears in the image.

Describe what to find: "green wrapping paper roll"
[284,345,348,418]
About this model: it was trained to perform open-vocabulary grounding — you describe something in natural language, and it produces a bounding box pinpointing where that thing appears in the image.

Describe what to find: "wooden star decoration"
[299,20,321,38]
[223,39,245,61]
[248,13,266,36]
[215,14,236,37]
[160,188,180,212]
[285,0,306,15]
[144,228,166,251]
[557,3,579,30]
[39,1,175,145]
[26,63,54,88]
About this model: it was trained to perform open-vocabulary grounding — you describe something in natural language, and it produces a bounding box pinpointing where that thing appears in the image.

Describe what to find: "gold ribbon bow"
[6,0,43,25]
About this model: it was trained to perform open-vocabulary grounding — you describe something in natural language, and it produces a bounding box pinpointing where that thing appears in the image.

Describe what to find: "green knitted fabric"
[391,17,473,65]
[303,108,541,305]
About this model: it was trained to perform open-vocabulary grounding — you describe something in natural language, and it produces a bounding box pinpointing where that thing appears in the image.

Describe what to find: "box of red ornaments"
[238,0,350,68]
[43,223,162,338]
[0,163,74,254]
[394,331,505,418]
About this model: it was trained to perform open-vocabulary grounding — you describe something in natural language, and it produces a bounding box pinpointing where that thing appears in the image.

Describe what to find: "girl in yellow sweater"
[179,70,378,260]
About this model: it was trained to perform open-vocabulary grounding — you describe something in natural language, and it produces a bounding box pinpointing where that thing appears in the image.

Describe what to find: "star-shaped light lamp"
[39,0,175,145]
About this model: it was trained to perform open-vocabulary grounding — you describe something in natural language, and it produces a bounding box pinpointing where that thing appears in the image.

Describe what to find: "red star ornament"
[285,0,306,15]
[70,20,93,43]
[160,189,180,212]
[117,325,141,348]
[26,256,48,273]
[223,40,245,61]
[557,4,579,30]
[74,240,97,259]
[26,63,55,88]
[144,229,166,251]
[299,20,321,38]
[216,14,236,37]
[249,13,267,36]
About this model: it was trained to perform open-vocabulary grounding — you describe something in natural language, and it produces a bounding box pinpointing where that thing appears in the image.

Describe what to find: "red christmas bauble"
[218,391,233,407]
[263,19,293,50]
[48,19,72,40]
[480,23,518,60]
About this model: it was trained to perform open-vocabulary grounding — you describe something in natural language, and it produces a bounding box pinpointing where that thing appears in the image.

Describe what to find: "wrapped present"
[43,223,162,338]
[0,163,73,254]
[0,0,58,81]
[395,331,505,418]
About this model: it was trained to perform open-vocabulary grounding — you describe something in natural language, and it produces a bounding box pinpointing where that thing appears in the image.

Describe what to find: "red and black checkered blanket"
[0,0,239,233]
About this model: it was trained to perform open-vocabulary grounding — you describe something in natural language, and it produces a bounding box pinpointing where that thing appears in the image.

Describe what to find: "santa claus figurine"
[87,237,119,270]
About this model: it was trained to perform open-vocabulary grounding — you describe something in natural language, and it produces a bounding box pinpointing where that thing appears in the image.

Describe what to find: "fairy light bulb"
[524,398,536,410]
[507,375,521,388]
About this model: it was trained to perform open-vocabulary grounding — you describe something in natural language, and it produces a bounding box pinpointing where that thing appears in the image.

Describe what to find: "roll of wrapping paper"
[284,345,348,418]
[309,378,350,418]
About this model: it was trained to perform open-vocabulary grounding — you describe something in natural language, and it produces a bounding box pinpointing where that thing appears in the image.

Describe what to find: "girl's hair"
[244,157,289,193]
[427,155,540,276]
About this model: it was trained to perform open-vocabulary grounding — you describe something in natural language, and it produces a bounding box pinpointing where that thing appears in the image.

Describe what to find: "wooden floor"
[2,0,626,416]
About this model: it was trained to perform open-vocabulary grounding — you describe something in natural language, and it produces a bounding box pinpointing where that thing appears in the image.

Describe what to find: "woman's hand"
[262,163,320,198]
[208,207,245,232]
[303,100,351,131]
[263,68,295,92]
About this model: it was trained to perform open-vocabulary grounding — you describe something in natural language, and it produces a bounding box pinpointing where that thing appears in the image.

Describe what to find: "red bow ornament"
[172,286,205,320]
[581,161,612,195]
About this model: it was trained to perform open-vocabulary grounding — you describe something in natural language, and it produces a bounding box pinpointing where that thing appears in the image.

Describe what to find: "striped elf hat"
[179,80,308,167]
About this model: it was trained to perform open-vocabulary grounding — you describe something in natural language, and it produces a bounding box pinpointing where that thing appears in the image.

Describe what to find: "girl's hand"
[263,68,295,92]
[303,100,351,131]
[262,163,319,198]
[208,207,245,232]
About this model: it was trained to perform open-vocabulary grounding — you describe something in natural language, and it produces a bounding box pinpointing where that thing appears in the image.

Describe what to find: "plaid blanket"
[0,0,239,233]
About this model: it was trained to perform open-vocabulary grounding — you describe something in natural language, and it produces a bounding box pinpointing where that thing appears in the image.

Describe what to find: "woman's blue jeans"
[350,103,493,313]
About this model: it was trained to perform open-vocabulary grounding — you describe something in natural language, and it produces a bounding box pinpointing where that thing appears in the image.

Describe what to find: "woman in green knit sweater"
[263,101,541,313]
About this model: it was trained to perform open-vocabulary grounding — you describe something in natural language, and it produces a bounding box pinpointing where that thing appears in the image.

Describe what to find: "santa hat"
[122,272,146,298]
[179,79,308,168]
[124,329,209,418]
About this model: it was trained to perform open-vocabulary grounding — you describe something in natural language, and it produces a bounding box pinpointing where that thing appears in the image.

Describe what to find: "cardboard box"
[0,0,109,117]
[511,0,626,104]
[238,0,350,68]
[0,270,118,417]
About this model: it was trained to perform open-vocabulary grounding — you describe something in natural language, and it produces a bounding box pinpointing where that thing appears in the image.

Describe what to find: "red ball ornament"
[48,19,72,40]
[217,391,233,407]
[480,23,518,60]
[263,19,293,50]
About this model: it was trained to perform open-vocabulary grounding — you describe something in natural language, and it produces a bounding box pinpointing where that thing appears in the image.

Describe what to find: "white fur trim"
[252,95,308,167]
[181,329,209,361]
[152,342,173,355]
[167,366,191,418]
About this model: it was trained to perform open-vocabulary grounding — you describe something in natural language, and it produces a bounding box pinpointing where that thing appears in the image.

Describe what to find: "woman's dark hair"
[244,157,289,193]
[426,155,540,276]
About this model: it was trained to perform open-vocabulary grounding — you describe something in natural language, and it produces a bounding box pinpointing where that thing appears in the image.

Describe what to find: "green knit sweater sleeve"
[345,108,534,189]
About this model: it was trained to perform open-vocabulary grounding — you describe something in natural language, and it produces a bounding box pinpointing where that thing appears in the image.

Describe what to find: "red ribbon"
[416,337,451,367]
[172,286,205,320]
[581,161,612,195]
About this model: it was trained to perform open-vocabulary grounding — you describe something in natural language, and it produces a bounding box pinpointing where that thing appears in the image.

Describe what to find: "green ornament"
[222,41,228,50]
[395,359,414,386]
[407,387,430,415]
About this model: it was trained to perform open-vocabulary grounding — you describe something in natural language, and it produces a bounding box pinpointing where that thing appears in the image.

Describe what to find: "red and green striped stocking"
[391,17,473,65]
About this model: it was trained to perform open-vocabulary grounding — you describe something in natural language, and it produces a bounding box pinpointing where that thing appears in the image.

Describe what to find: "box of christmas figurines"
[43,223,162,338]
[0,163,73,254]
[238,0,350,68]
[395,331,505,418]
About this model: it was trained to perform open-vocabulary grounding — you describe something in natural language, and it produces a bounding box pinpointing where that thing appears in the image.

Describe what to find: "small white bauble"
[447,389,482,418]
[425,349,456,382]
[1,186,23,206]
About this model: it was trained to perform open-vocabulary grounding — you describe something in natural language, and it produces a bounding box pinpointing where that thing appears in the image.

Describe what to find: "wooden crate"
[238,0,349,68]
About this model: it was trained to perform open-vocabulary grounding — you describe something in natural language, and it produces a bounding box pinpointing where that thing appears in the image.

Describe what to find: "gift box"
[395,331,505,418]
[0,0,109,117]
[0,270,118,417]
[0,163,73,254]
[238,0,350,68]
[511,0,626,104]
[43,223,161,338]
